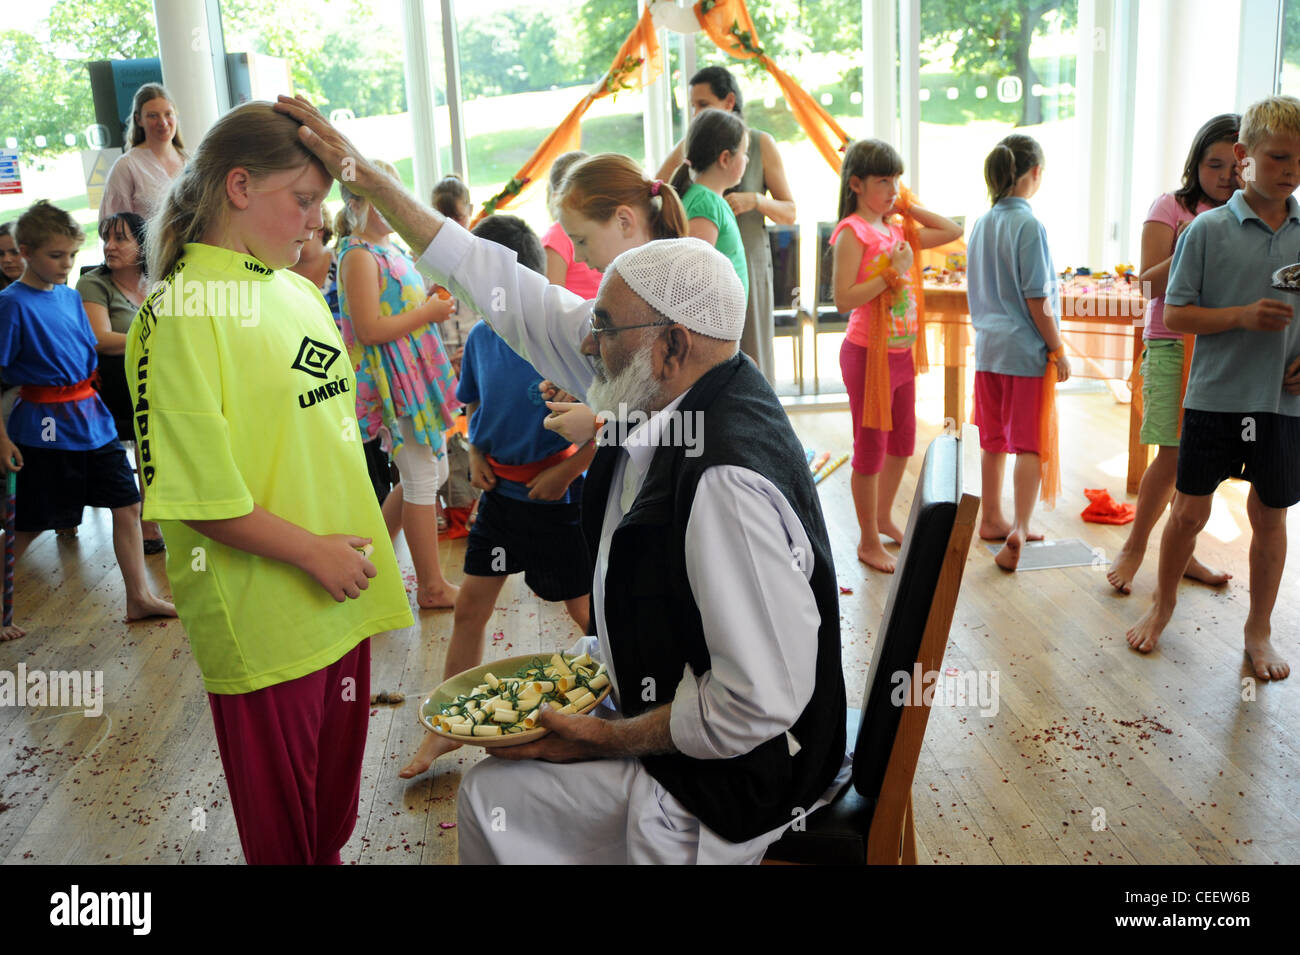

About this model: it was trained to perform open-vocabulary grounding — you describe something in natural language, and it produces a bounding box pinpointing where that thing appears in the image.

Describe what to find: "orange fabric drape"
[1039,349,1064,508]
[694,0,851,172]
[858,186,932,431]
[1178,333,1195,435]
[468,8,662,227]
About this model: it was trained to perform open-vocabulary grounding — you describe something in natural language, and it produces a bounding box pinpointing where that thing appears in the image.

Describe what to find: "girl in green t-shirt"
[669,108,751,303]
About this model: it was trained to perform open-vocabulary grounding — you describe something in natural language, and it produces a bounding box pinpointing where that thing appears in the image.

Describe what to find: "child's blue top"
[456,320,577,503]
[1167,190,1300,417]
[967,196,1060,377]
[0,281,118,450]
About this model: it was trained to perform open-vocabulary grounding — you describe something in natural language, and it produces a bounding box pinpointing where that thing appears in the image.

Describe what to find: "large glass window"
[455,0,646,237]
[918,0,1080,266]
[0,0,158,252]
[1281,0,1300,92]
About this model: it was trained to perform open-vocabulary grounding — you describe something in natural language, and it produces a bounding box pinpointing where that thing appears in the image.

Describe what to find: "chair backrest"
[851,427,980,802]
[766,224,800,310]
[814,221,838,311]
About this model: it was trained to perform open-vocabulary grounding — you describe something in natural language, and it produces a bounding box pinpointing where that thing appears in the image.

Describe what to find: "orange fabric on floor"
[1081,488,1136,525]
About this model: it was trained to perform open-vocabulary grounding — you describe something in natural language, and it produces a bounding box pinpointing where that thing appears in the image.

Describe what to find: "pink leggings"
[207,640,370,865]
[840,341,917,475]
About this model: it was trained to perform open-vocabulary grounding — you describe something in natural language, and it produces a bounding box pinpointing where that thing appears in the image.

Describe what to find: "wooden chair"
[811,220,848,393]
[765,425,982,864]
[767,223,805,393]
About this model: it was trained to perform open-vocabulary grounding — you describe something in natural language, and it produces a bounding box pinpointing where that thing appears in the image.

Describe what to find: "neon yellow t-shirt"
[126,243,413,694]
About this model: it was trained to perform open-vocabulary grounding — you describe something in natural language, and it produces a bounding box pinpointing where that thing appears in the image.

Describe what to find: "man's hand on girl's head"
[273,94,377,195]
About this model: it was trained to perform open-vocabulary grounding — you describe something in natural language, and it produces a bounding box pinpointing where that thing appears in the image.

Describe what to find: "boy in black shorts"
[0,200,174,640]
[400,214,594,776]
[1126,96,1300,680]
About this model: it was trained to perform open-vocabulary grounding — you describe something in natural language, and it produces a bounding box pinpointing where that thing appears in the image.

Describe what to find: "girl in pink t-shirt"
[832,139,963,573]
[1107,113,1241,595]
[543,151,603,299]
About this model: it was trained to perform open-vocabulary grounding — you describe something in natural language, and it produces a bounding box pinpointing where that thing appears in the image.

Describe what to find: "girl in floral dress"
[338,160,461,609]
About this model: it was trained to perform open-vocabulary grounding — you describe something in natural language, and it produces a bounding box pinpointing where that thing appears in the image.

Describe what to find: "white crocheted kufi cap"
[607,237,746,341]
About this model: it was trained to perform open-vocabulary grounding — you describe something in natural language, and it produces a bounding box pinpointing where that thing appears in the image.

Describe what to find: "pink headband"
[650,179,662,197]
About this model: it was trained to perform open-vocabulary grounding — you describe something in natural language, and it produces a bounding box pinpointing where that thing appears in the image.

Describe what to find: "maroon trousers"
[207,640,371,865]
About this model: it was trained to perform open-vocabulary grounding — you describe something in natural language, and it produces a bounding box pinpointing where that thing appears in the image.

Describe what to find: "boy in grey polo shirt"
[1127,96,1300,682]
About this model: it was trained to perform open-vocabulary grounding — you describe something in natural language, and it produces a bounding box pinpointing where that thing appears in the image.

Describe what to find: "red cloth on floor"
[441,505,473,539]
[1081,488,1135,525]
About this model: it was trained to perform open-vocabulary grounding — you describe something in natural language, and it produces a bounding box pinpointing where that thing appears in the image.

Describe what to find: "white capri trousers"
[393,416,449,506]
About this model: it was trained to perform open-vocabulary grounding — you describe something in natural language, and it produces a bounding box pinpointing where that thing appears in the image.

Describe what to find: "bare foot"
[980,518,1012,541]
[126,594,177,621]
[417,580,459,610]
[980,519,1044,542]
[399,732,463,778]
[1126,600,1172,653]
[878,519,906,545]
[1,623,26,641]
[1107,547,1143,594]
[857,543,896,573]
[994,529,1022,571]
[1244,627,1290,681]
[1184,555,1231,587]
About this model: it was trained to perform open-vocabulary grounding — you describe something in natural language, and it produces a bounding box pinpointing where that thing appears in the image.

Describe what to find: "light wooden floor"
[2,366,1297,865]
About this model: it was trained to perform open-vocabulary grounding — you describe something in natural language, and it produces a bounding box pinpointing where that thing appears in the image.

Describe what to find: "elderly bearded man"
[276,96,851,864]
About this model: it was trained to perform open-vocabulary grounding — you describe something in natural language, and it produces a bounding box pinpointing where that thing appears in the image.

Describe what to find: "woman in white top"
[99,84,188,222]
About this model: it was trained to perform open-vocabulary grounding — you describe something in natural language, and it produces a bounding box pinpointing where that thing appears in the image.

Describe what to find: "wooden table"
[922,282,1151,494]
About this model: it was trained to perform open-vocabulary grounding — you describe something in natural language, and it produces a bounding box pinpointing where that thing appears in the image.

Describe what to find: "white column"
[1076,0,1112,268]
[642,0,671,170]
[897,0,920,192]
[440,0,469,179]
[864,0,896,142]
[1237,0,1283,109]
[152,0,221,145]
[402,0,443,204]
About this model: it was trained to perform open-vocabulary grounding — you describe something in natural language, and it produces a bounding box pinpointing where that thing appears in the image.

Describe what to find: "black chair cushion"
[764,708,873,865]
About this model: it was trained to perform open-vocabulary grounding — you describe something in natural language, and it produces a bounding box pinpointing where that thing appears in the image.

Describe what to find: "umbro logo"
[291,337,341,379]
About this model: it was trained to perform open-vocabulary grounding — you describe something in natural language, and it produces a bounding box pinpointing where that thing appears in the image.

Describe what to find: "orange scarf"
[860,186,929,431]
[1038,348,1064,508]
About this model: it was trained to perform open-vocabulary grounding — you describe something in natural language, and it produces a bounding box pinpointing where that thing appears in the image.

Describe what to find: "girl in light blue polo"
[967,134,1071,571]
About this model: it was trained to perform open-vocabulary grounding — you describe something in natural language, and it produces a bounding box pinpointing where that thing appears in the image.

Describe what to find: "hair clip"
[650,179,662,197]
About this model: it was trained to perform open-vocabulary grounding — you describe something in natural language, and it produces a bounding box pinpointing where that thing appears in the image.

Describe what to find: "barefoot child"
[401,215,593,778]
[1126,95,1300,681]
[967,135,1071,571]
[831,139,962,573]
[338,160,462,610]
[1108,114,1240,594]
[0,200,175,640]
[127,103,413,862]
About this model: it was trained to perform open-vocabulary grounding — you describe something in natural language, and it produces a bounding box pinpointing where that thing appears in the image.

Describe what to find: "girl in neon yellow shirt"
[127,102,413,865]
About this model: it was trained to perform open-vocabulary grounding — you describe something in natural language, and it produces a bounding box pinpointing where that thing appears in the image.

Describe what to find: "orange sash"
[486,444,578,484]
[20,378,95,403]
[860,186,929,431]
[1038,349,1064,508]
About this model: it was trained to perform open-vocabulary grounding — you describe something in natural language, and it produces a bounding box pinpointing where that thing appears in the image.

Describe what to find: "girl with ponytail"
[669,108,751,298]
[127,101,414,864]
[967,133,1069,571]
[555,152,686,270]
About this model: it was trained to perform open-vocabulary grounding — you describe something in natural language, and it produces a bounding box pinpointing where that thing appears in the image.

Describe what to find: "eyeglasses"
[588,319,675,340]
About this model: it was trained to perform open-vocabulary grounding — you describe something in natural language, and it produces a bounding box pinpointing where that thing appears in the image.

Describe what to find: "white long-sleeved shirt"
[416,221,837,762]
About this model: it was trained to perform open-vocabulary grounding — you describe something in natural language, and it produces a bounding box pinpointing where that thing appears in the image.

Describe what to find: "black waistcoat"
[582,353,846,843]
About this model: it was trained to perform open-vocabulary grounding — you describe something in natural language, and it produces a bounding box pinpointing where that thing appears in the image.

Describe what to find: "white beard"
[587,341,662,420]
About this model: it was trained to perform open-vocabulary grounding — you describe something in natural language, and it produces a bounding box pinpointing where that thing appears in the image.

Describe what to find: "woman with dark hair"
[77,212,165,552]
[1105,114,1241,594]
[100,83,187,221]
[655,65,797,385]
